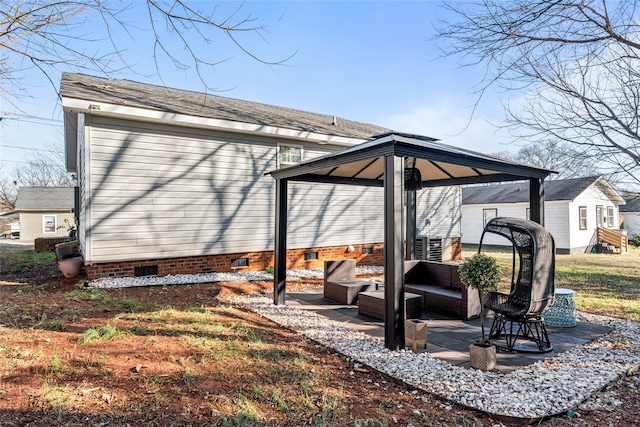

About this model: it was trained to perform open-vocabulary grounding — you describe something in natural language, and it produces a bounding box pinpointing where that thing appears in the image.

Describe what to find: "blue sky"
[0,1,518,172]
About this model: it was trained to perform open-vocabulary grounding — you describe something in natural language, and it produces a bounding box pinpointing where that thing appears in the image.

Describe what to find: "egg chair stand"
[480,217,556,354]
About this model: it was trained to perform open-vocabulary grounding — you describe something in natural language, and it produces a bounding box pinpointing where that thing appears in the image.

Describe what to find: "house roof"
[462,176,625,205]
[13,187,74,212]
[60,73,389,141]
[268,132,554,187]
[621,195,640,212]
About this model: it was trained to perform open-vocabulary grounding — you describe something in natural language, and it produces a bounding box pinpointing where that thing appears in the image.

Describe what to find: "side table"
[542,288,576,327]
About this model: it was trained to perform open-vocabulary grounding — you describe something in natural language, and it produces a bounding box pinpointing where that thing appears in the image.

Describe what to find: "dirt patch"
[0,248,638,426]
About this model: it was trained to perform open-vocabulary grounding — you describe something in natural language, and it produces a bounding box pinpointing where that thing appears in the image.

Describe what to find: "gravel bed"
[89,269,639,420]
[89,266,384,289]
[228,295,639,420]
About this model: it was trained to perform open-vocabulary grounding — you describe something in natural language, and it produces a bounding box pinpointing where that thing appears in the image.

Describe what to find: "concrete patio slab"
[286,287,612,372]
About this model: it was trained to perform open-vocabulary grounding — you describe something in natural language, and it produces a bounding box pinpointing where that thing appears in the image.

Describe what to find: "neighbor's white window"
[579,206,587,230]
[606,206,615,227]
[278,144,303,167]
[483,208,497,227]
[43,215,57,233]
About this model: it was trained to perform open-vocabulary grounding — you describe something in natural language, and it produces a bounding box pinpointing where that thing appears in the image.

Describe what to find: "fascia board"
[61,97,366,147]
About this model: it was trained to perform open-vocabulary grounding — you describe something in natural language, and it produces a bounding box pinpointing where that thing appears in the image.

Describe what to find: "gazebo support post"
[274,178,288,305]
[529,178,545,226]
[405,190,417,260]
[384,155,406,350]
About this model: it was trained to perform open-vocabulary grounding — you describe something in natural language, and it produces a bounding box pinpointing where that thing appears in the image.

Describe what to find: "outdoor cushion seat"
[323,260,377,305]
[357,290,422,320]
[324,280,378,305]
[404,284,462,299]
[480,217,556,353]
[404,260,480,319]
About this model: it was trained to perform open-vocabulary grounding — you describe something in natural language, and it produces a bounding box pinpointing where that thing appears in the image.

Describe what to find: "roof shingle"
[462,177,605,204]
[60,73,389,140]
[15,187,74,211]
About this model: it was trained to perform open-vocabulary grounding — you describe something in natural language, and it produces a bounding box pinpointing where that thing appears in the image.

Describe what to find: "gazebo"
[267,132,554,350]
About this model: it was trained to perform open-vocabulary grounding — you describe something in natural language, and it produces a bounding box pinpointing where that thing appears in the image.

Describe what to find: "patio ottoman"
[324,280,378,305]
[357,290,422,320]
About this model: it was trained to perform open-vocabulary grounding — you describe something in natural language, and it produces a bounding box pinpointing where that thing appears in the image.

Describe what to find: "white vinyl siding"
[84,117,392,263]
[462,182,622,253]
[416,186,461,238]
[622,212,640,234]
[78,113,89,259]
[568,184,619,251]
[462,203,531,247]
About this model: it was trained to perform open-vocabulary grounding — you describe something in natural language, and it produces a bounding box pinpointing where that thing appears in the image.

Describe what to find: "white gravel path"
[88,269,639,420]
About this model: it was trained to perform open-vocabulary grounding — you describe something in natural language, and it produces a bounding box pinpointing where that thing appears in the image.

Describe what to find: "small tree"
[458,253,502,345]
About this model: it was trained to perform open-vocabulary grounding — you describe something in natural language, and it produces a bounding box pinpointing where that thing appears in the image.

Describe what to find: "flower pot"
[58,254,84,278]
[469,343,496,371]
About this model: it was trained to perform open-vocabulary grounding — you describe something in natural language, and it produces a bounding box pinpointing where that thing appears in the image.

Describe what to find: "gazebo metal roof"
[269,132,553,186]
[268,132,555,351]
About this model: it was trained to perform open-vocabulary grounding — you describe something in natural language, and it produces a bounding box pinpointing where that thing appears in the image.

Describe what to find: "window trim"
[606,206,615,228]
[277,143,303,168]
[483,208,498,227]
[596,205,604,228]
[42,215,57,234]
[578,206,587,230]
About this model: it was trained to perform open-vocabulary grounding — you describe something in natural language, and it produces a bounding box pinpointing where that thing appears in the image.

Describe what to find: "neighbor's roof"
[60,73,389,141]
[462,176,625,205]
[620,195,640,212]
[14,187,74,212]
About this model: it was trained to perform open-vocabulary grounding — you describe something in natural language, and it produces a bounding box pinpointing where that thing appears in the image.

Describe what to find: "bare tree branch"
[0,0,294,97]
[436,0,640,190]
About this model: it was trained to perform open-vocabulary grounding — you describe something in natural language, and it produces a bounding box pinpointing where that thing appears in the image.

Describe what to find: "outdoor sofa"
[404,260,481,320]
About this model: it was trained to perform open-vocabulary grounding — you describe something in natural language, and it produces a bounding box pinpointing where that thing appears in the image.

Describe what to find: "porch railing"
[597,227,628,254]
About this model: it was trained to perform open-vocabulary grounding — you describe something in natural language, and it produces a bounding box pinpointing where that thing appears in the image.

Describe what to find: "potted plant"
[458,252,502,370]
[57,219,77,241]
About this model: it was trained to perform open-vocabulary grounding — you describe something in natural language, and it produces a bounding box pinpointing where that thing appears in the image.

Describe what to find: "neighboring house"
[61,73,462,279]
[0,187,75,241]
[621,195,640,236]
[461,176,626,254]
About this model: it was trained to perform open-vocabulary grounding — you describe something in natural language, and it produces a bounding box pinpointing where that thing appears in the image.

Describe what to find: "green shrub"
[458,253,502,295]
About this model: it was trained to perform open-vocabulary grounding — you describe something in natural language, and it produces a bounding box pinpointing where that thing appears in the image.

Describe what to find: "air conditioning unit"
[416,236,454,262]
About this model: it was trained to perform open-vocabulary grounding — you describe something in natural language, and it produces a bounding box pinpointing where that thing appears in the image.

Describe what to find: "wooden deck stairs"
[596,227,628,254]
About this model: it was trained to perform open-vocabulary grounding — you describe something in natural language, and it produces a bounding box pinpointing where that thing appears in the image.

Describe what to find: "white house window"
[278,145,302,167]
[606,206,615,227]
[579,206,587,230]
[43,215,57,233]
[483,208,497,227]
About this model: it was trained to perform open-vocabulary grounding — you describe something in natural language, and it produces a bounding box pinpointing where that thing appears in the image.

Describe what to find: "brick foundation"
[85,242,386,280]
[85,238,462,280]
